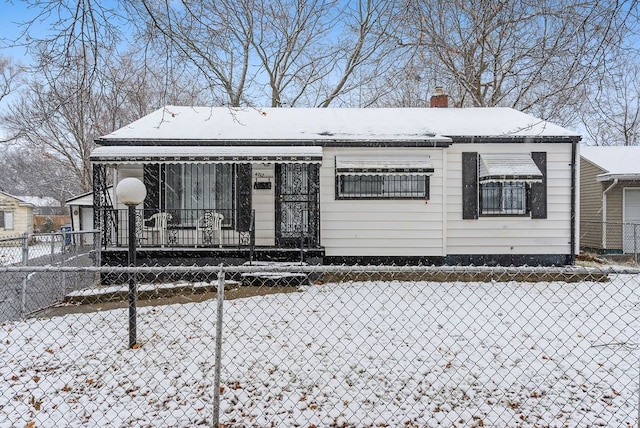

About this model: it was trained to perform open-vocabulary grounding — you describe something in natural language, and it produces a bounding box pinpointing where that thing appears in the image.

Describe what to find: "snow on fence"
[0,264,639,427]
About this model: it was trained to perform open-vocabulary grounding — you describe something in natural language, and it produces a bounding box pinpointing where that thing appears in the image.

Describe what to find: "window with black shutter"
[462,152,547,218]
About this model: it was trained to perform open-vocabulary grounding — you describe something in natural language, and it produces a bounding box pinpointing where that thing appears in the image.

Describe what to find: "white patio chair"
[196,212,224,248]
[140,212,172,247]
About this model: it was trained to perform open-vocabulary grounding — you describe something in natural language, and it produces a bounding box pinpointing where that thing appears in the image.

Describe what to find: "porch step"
[240,261,309,287]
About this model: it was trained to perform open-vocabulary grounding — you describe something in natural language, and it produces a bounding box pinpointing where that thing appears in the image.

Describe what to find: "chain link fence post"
[50,232,55,262]
[212,264,225,427]
[95,230,102,267]
[20,232,29,318]
[635,223,638,265]
[61,232,67,299]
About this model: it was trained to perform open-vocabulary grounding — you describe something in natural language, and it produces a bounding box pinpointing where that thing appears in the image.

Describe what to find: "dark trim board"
[100,247,326,267]
[101,250,572,268]
[324,254,571,266]
[94,139,453,148]
[580,247,624,255]
[444,254,572,267]
[323,256,446,266]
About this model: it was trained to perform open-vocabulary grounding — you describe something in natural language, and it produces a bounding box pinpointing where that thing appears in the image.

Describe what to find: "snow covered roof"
[14,195,60,207]
[0,191,34,207]
[580,146,640,181]
[66,186,114,206]
[96,106,579,145]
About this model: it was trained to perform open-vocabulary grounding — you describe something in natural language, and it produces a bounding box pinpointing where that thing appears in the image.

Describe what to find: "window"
[480,182,527,215]
[165,164,235,226]
[1,211,14,230]
[337,174,429,199]
[335,155,433,200]
[462,152,547,219]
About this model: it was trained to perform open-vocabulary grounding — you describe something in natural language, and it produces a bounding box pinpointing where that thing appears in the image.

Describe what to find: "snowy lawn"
[0,241,64,266]
[1,276,639,427]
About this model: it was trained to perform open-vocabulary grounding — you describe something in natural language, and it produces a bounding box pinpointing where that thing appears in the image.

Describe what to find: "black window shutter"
[462,152,478,219]
[530,152,547,219]
[143,164,161,215]
[236,164,252,231]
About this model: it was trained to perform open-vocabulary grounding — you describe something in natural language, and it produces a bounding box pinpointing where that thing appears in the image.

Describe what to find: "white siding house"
[90,105,580,266]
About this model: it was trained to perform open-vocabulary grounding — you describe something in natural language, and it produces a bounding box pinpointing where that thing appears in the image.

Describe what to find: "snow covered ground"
[0,241,64,266]
[1,276,639,427]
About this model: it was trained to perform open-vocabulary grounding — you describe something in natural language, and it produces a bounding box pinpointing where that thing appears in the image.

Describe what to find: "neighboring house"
[14,196,62,216]
[66,188,113,245]
[90,102,581,266]
[15,195,69,233]
[0,191,34,240]
[580,146,640,254]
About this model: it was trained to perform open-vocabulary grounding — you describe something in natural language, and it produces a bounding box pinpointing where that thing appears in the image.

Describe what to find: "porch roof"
[90,145,323,164]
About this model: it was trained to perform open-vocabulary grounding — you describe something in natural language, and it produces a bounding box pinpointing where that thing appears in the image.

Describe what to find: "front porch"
[97,207,324,266]
[91,146,323,267]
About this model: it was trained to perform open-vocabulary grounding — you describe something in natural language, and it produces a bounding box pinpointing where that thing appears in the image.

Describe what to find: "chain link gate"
[0,264,639,427]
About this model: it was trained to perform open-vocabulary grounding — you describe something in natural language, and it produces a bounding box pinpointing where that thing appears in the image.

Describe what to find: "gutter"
[602,178,619,249]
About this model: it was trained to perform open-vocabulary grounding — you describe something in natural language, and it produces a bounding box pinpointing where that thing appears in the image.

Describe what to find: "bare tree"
[398,0,636,123]
[251,0,336,107]
[132,0,256,107]
[11,0,126,90]
[2,48,205,193]
[0,146,79,203]
[131,0,400,108]
[0,56,22,105]
[316,0,400,108]
[582,60,640,146]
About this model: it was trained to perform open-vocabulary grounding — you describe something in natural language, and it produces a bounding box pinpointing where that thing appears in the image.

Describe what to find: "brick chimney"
[430,87,448,108]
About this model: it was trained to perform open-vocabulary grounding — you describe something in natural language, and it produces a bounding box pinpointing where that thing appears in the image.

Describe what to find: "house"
[66,188,113,245]
[90,102,581,266]
[0,191,34,240]
[15,195,69,233]
[14,196,62,216]
[580,146,640,254]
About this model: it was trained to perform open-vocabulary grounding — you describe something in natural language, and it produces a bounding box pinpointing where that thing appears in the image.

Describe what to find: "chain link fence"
[581,221,640,265]
[0,262,639,427]
[0,230,100,322]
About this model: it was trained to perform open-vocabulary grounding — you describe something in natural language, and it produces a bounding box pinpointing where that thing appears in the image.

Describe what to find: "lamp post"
[115,178,147,349]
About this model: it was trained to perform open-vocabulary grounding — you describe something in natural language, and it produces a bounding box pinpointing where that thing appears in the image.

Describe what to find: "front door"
[275,164,319,247]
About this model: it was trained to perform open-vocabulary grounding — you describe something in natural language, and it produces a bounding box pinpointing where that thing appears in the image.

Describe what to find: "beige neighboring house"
[0,191,35,240]
[580,146,640,254]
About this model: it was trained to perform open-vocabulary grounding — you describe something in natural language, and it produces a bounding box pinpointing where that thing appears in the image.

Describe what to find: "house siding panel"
[251,164,276,246]
[579,159,605,250]
[446,143,574,256]
[320,147,444,257]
